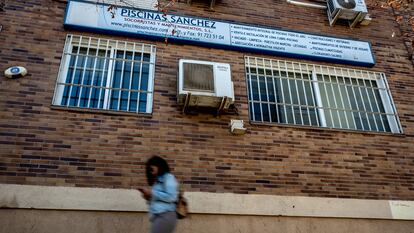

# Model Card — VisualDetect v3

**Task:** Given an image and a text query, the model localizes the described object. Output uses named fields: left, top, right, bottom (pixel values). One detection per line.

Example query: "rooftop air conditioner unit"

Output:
left=327, top=0, right=368, bottom=28
left=177, top=59, right=234, bottom=111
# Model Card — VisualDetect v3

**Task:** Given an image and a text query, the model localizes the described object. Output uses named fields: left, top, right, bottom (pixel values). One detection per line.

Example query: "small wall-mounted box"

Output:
left=229, top=119, right=246, bottom=135
left=4, top=66, right=27, bottom=79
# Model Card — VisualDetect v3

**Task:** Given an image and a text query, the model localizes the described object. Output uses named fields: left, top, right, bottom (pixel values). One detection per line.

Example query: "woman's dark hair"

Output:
left=145, top=156, right=170, bottom=186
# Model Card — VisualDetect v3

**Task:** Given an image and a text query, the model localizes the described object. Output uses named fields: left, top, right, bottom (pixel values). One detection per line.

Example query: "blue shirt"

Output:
left=149, top=173, right=178, bottom=218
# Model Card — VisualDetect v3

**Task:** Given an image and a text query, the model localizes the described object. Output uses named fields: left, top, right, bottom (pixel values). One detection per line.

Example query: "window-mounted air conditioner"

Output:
left=327, top=0, right=368, bottom=28
left=177, top=59, right=234, bottom=110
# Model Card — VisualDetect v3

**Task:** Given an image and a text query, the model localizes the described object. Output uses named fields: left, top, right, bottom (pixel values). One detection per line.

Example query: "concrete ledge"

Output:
left=0, top=184, right=147, bottom=212
left=2, top=209, right=414, bottom=233
left=1, top=184, right=414, bottom=220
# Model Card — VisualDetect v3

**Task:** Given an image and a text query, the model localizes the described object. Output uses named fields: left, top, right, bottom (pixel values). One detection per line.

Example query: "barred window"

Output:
left=53, top=35, right=156, bottom=114
left=245, top=56, right=402, bottom=133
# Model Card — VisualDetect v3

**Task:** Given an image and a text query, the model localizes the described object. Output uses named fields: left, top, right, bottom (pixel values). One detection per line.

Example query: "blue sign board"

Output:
left=64, top=0, right=375, bottom=67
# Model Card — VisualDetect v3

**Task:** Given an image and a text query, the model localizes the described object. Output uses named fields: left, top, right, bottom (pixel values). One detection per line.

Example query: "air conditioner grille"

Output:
left=183, top=63, right=214, bottom=92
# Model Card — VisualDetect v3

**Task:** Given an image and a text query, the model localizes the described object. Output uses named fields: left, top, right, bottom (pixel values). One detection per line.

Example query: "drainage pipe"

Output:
left=286, top=0, right=327, bottom=9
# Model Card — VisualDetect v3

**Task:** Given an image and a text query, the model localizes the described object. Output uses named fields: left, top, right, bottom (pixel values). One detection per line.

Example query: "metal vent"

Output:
left=183, top=63, right=214, bottom=92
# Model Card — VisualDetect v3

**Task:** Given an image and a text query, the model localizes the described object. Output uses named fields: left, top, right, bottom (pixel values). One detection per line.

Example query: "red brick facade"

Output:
left=0, top=0, right=413, bottom=200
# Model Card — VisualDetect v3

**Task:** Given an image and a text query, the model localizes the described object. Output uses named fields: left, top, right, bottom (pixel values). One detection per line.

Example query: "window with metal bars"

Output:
left=245, top=56, right=402, bottom=133
left=53, top=35, right=156, bottom=114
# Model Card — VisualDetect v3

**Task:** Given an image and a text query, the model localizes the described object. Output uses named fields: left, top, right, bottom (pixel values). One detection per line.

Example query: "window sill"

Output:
left=249, top=121, right=404, bottom=137
left=50, top=105, right=153, bottom=118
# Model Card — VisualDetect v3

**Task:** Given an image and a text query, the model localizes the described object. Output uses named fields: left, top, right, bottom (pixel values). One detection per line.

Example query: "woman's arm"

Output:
left=138, top=188, right=152, bottom=200
left=151, top=174, right=178, bottom=203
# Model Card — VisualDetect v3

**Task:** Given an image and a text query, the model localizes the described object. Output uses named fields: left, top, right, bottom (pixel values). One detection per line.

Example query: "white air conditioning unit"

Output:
left=177, top=59, right=234, bottom=110
left=327, top=0, right=368, bottom=28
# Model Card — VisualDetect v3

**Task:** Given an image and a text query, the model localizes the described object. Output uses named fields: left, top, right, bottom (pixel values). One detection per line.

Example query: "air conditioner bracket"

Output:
left=182, top=92, right=192, bottom=114
left=187, top=0, right=216, bottom=9
left=216, top=96, right=228, bottom=117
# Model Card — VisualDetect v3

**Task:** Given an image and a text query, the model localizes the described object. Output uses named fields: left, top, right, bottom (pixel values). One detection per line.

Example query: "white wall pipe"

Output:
left=286, top=0, right=327, bottom=9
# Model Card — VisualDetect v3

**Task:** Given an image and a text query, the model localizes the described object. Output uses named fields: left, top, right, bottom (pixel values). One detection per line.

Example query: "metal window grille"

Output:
left=245, top=56, right=402, bottom=133
left=52, top=35, right=156, bottom=114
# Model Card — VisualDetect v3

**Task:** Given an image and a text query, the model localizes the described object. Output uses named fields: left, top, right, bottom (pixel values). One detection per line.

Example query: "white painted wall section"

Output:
left=0, top=184, right=413, bottom=220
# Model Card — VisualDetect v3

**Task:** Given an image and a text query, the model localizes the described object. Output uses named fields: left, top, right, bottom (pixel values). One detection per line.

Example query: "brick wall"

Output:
left=0, top=0, right=413, bottom=200
left=392, top=1, right=414, bottom=65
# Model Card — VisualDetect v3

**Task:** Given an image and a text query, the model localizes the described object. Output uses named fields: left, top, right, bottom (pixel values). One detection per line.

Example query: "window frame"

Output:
left=245, top=56, right=403, bottom=134
left=52, top=34, right=156, bottom=114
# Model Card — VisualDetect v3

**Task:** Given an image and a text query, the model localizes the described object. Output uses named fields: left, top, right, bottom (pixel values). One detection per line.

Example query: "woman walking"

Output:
left=139, top=156, right=178, bottom=233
